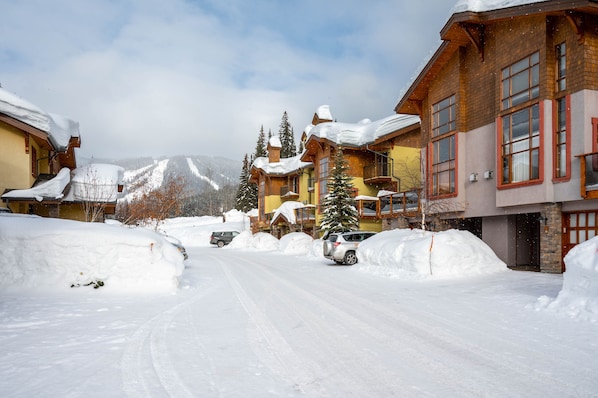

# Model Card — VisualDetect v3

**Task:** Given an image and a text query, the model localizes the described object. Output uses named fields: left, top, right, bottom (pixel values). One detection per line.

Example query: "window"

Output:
left=431, top=95, right=456, bottom=196
left=432, top=96, right=456, bottom=137
left=556, top=42, right=566, bottom=92
left=501, top=105, right=540, bottom=183
left=31, top=147, right=38, bottom=177
left=319, top=157, right=329, bottom=204
left=554, top=96, right=569, bottom=179
left=501, top=52, right=539, bottom=109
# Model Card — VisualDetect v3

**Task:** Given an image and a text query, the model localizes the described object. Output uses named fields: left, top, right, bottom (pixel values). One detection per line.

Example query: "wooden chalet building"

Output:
left=250, top=105, right=422, bottom=237
left=0, top=87, right=122, bottom=221
left=395, top=0, right=598, bottom=272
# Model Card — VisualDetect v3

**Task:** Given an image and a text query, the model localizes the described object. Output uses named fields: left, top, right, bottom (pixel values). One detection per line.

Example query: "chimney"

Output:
left=268, top=135, right=282, bottom=163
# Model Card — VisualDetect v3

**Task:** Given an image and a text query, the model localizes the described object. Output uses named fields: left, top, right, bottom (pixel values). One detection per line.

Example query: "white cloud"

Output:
left=0, top=0, right=456, bottom=161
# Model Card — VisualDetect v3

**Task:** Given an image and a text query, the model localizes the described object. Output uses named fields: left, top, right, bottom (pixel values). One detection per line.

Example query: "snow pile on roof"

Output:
left=271, top=201, right=307, bottom=224
left=0, top=87, right=79, bottom=150
left=307, top=114, right=420, bottom=147
left=269, top=135, right=282, bottom=148
left=67, top=164, right=124, bottom=202
left=356, top=229, right=508, bottom=279
left=0, top=214, right=185, bottom=292
left=316, top=105, right=333, bottom=121
left=534, top=236, right=598, bottom=322
left=451, top=0, right=548, bottom=13
left=252, top=154, right=312, bottom=175
left=2, top=168, right=71, bottom=201
left=2, top=164, right=123, bottom=203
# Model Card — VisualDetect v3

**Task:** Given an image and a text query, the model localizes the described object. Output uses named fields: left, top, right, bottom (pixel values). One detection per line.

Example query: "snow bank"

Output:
left=535, top=236, right=598, bottom=323
left=0, top=214, right=185, bottom=292
left=227, top=231, right=280, bottom=251
left=356, top=229, right=508, bottom=279
left=279, top=232, right=313, bottom=255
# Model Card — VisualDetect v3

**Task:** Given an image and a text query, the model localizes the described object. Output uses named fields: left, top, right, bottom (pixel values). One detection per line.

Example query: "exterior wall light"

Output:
left=469, top=173, right=478, bottom=182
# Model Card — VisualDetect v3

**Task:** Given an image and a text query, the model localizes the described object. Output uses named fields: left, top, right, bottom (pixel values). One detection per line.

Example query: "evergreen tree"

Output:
left=235, top=154, right=257, bottom=212
left=279, top=111, right=296, bottom=158
left=319, top=148, right=359, bottom=234
left=254, top=125, right=267, bottom=159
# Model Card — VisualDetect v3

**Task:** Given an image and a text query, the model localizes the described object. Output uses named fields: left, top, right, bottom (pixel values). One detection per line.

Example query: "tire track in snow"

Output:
left=247, top=256, right=584, bottom=397
left=220, top=263, right=330, bottom=397
left=120, top=286, right=215, bottom=398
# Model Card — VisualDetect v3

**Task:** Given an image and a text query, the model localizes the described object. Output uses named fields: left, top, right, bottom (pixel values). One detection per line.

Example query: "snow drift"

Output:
left=535, top=236, right=598, bottom=322
left=0, top=214, right=185, bottom=292
left=356, top=229, right=508, bottom=279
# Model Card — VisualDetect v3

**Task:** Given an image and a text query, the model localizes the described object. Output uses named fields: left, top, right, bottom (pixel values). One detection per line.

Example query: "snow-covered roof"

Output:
left=0, top=87, right=80, bottom=151
left=2, top=164, right=123, bottom=203
left=316, top=105, right=333, bottom=121
left=397, top=0, right=555, bottom=110
left=252, top=154, right=312, bottom=175
left=2, top=168, right=71, bottom=201
left=451, top=0, right=548, bottom=13
left=307, top=114, right=420, bottom=147
left=66, top=164, right=124, bottom=202
left=271, top=201, right=307, bottom=225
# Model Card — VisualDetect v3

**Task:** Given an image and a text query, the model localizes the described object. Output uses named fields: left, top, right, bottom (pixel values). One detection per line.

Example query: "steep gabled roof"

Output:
left=395, top=0, right=598, bottom=114
left=0, top=87, right=80, bottom=152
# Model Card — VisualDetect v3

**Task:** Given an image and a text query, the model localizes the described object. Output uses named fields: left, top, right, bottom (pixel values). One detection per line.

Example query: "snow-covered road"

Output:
left=1, top=246, right=597, bottom=397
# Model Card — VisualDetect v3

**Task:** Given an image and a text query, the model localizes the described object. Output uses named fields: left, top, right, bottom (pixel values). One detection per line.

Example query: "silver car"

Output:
left=322, top=231, right=377, bottom=265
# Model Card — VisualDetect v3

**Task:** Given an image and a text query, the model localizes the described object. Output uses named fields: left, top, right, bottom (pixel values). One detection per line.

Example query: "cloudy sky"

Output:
left=1, top=0, right=458, bottom=162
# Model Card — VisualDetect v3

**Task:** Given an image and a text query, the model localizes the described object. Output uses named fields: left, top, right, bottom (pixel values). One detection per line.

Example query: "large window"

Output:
left=556, top=42, right=566, bottom=92
left=501, top=52, right=539, bottom=109
left=500, top=52, right=542, bottom=185
left=318, top=157, right=329, bottom=204
left=501, top=105, right=540, bottom=183
left=554, top=97, right=569, bottom=179
left=431, top=95, right=456, bottom=196
left=31, top=147, right=38, bottom=178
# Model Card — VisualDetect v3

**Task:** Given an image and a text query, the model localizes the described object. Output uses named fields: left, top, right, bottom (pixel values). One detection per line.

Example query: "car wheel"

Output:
left=343, top=251, right=358, bottom=265
left=217, top=241, right=225, bottom=248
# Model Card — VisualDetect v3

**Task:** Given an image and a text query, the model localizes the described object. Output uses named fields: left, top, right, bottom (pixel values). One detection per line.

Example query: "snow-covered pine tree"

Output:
left=319, top=148, right=359, bottom=234
left=279, top=111, right=296, bottom=158
left=255, top=125, right=267, bottom=159
left=235, top=154, right=256, bottom=212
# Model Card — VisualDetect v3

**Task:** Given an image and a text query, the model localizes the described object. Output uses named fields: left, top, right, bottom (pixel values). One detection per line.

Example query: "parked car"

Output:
left=0, top=207, right=12, bottom=213
left=210, top=231, right=240, bottom=247
left=162, top=234, right=188, bottom=260
left=323, top=231, right=377, bottom=265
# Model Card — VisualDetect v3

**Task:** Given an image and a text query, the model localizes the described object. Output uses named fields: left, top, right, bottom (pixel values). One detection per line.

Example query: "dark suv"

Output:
left=210, top=231, right=240, bottom=247
left=323, top=231, right=377, bottom=265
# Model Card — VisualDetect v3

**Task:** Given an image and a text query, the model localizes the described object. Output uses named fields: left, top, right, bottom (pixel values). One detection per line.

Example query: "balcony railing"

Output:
left=576, top=151, right=598, bottom=199
left=363, top=161, right=401, bottom=187
left=280, top=185, right=299, bottom=199
left=356, top=189, right=421, bottom=218
left=295, top=205, right=316, bottom=224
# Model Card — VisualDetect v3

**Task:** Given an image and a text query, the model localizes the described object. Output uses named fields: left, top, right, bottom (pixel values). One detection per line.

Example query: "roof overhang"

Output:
left=395, top=0, right=598, bottom=115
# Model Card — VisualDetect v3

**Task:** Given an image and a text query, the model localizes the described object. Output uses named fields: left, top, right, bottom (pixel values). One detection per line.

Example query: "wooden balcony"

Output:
left=280, top=185, right=299, bottom=200
left=356, top=189, right=421, bottom=219
left=295, top=205, right=316, bottom=224
left=576, top=151, right=598, bottom=199
left=363, top=163, right=394, bottom=185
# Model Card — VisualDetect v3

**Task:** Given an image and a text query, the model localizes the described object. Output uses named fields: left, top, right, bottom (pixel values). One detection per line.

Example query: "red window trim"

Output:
left=427, top=136, right=459, bottom=200
left=496, top=101, right=545, bottom=190
left=592, top=117, right=598, bottom=171
left=552, top=95, right=571, bottom=183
